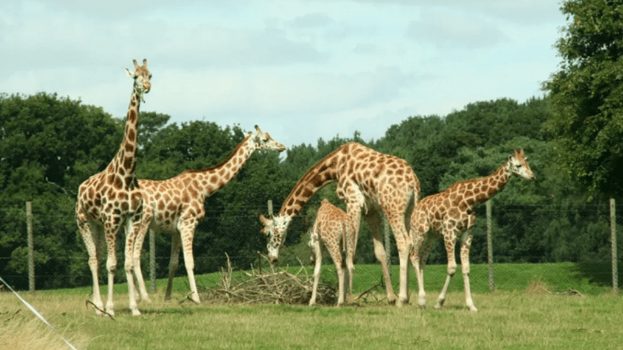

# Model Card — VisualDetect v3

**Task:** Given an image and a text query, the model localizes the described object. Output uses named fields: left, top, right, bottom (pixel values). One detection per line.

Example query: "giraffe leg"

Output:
left=104, top=225, right=120, bottom=317
left=386, top=211, right=411, bottom=307
left=132, top=214, right=152, bottom=303
left=363, top=210, right=396, bottom=305
left=309, top=232, right=322, bottom=306
left=325, top=238, right=345, bottom=306
left=417, top=237, right=437, bottom=308
left=435, top=227, right=457, bottom=310
left=124, top=215, right=141, bottom=316
left=179, top=224, right=201, bottom=304
left=165, top=232, right=182, bottom=302
left=460, top=228, right=478, bottom=312
left=78, top=218, right=105, bottom=316
left=409, top=227, right=428, bottom=309
left=345, top=251, right=355, bottom=304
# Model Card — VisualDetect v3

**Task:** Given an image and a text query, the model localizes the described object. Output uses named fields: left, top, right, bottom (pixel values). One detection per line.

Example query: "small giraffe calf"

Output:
left=410, top=148, right=535, bottom=311
left=308, top=199, right=357, bottom=306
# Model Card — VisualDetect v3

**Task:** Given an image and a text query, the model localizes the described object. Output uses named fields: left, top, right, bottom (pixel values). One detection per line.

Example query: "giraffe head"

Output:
left=248, top=125, right=286, bottom=152
left=125, top=59, right=152, bottom=100
left=259, top=214, right=289, bottom=263
left=508, top=148, right=535, bottom=180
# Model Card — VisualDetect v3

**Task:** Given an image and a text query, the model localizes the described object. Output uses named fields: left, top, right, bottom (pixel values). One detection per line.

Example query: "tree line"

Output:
left=2, top=0, right=622, bottom=289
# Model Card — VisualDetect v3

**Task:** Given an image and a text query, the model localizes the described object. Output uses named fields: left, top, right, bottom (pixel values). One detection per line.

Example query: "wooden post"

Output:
left=384, top=218, right=391, bottom=278
left=149, top=229, right=156, bottom=294
left=611, top=198, right=618, bottom=294
left=267, top=199, right=273, bottom=216
left=486, top=201, right=495, bottom=293
left=26, top=201, right=34, bottom=293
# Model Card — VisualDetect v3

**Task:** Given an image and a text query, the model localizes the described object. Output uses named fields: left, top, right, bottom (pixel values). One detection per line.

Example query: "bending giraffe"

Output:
left=260, top=142, right=420, bottom=306
left=308, top=199, right=357, bottom=306
left=75, top=59, right=152, bottom=316
left=410, top=148, right=535, bottom=312
left=132, top=125, right=286, bottom=303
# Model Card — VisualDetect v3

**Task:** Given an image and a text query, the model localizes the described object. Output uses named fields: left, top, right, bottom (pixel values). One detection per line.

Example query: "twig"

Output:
left=84, top=300, right=115, bottom=321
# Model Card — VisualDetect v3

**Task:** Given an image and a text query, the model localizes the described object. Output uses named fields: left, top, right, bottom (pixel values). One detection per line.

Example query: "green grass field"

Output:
left=1, top=262, right=621, bottom=350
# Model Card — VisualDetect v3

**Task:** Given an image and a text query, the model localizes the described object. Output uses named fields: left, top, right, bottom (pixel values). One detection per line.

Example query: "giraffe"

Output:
left=308, top=199, right=357, bottom=306
left=260, top=142, right=420, bottom=306
left=75, top=59, right=152, bottom=316
left=131, top=125, right=286, bottom=303
left=409, top=148, right=535, bottom=311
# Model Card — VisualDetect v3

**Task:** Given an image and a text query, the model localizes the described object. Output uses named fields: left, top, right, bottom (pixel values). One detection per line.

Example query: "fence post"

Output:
left=149, top=229, right=156, bottom=294
left=486, top=200, right=495, bottom=293
left=611, top=198, right=618, bottom=294
left=267, top=199, right=273, bottom=216
left=26, top=201, right=35, bottom=293
left=384, top=218, right=391, bottom=278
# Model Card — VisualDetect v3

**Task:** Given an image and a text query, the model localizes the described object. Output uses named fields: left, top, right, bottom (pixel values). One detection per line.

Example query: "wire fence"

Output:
left=1, top=199, right=622, bottom=297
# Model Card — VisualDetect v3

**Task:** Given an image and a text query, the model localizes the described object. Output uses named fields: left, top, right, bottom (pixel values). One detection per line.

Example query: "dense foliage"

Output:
left=544, top=0, right=623, bottom=197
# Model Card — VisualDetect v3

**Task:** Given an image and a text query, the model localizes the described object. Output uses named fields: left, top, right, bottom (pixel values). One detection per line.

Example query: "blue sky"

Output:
left=1, top=0, right=568, bottom=150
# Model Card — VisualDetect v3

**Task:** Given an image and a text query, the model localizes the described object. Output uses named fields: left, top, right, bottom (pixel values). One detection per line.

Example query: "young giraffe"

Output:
left=132, top=125, right=286, bottom=303
left=409, top=148, right=535, bottom=311
left=308, top=199, right=357, bottom=306
left=76, top=59, right=152, bottom=316
left=260, top=142, right=420, bottom=306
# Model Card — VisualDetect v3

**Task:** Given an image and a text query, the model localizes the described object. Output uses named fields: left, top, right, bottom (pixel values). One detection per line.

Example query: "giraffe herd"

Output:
left=76, top=59, right=535, bottom=316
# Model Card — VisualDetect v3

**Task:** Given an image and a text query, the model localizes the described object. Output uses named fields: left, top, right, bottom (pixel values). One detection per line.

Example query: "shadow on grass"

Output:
left=568, top=261, right=622, bottom=287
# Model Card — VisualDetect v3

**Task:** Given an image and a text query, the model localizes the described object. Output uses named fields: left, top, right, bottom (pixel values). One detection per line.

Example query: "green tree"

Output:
left=0, top=93, right=124, bottom=289
left=544, top=0, right=623, bottom=197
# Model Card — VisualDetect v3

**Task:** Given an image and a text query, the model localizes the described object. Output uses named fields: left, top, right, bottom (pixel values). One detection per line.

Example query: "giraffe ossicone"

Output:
left=409, top=148, right=535, bottom=312
left=131, top=125, right=286, bottom=304
left=76, top=59, right=152, bottom=316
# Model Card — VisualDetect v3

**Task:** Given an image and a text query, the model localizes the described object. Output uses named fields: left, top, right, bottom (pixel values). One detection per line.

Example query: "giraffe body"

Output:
left=410, top=149, right=535, bottom=311
left=132, top=126, right=286, bottom=303
left=308, top=199, right=357, bottom=306
left=260, top=142, right=420, bottom=306
left=76, top=59, right=151, bottom=316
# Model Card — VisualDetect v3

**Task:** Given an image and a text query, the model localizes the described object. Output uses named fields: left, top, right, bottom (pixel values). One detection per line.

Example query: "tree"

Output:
left=544, top=0, right=623, bottom=197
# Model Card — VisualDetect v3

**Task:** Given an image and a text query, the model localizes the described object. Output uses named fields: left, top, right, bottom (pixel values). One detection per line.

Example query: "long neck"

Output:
left=182, top=135, right=255, bottom=198
left=277, top=149, right=341, bottom=219
left=106, top=83, right=142, bottom=189
left=472, top=161, right=511, bottom=206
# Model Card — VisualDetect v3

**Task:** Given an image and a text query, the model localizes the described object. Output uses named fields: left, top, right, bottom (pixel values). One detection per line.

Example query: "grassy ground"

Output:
left=1, top=262, right=621, bottom=350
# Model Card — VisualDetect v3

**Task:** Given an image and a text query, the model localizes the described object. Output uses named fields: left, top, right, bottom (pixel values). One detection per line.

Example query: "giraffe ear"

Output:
left=125, top=68, right=134, bottom=78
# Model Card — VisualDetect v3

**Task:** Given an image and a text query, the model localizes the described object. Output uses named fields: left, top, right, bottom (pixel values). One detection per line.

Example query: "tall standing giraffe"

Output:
left=131, top=125, right=286, bottom=303
left=308, top=199, right=357, bottom=306
left=76, top=59, right=152, bottom=316
left=410, top=148, right=535, bottom=311
left=260, top=142, right=420, bottom=306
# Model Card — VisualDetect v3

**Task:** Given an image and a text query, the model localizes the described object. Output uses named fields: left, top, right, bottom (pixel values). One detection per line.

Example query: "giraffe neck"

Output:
left=182, top=134, right=255, bottom=198
left=106, top=82, right=142, bottom=189
left=471, top=161, right=512, bottom=206
left=277, top=149, right=341, bottom=219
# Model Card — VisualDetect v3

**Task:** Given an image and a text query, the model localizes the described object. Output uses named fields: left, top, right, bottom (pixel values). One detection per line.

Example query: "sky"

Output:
left=0, top=0, right=568, bottom=151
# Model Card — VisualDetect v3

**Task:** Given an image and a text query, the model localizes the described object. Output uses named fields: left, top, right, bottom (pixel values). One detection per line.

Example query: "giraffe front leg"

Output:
left=309, top=233, right=322, bottom=306
left=436, top=230, right=457, bottom=310
left=78, top=220, right=105, bottom=316
left=410, top=230, right=427, bottom=309
left=104, top=228, right=118, bottom=317
left=179, top=223, right=201, bottom=304
left=460, top=228, right=477, bottom=312
left=124, top=216, right=141, bottom=316
left=132, top=218, right=152, bottom=303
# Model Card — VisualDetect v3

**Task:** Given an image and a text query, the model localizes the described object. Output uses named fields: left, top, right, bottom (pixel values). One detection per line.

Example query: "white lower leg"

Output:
left=309, top=258, right=322, bottom=306
left=435, top=274, right=453, bottom=309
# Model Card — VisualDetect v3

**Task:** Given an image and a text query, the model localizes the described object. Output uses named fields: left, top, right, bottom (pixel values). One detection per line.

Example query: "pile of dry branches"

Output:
left=200, top=255, right=337, bottom=305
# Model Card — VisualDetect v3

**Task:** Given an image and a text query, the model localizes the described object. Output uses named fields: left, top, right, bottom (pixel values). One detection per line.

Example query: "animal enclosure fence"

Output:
left=1, top=199, right=622, bottom=296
